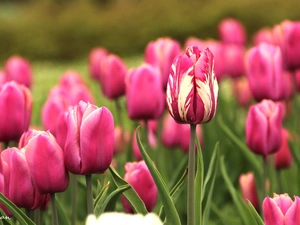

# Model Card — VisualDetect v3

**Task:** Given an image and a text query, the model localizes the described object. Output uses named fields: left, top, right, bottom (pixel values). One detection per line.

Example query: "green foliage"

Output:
left=0, top=0, right=299, bottom=61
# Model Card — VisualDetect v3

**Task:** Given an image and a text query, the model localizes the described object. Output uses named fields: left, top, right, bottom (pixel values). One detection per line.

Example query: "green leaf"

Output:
left=195, top=135, right=204, bottom=225
left=0, top=193, right=35, bottom=225
left=98, top=185, right=131, bottom=214
left=136, top=126, right=181, bottom=225
left=93, top=181, right=110, bottom=211
left=247, top=201, right=264, bottom=225
left=56, top=198, right=70, bottom=225
left=218, top=117, right=262, bottom=176
left=202, top=143, right=220, bottom=225
left=109, top=166, right=148, bottom=215
left=220, top=157, right=256, bottom=225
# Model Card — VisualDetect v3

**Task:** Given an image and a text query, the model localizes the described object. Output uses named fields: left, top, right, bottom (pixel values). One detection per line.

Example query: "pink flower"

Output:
left=64, top=101, right=114, bottom=175
left=223, top=44, right=245, bottom=78
left=274, top=129, right=293, bottom=169
left=166, top=46, right=218, bottom=125
left=252, top=27, right=275, bottom=46
left=126, top=64, right=165, bottom=120
left=239, top=172, right=259, bottom=211
left=88, top=47, right=109, bottom=80
left=145, top=37, right=181, bottom=89
left=263, top=193, right=300, bottom=225
left=0, top=81, right=32, bottom=142
left=231, top=76, right=253, bottom=107
left=121, top=161, right=157, bottom=213
left=218, top=18, right=247, bottom=46
left=4, top=56, right=32, bottom=88
left=245, top=43, right=285, bottom=101
left=23, top=131, right=69, bottom=194
left=246, top=100, right=283, bottom=156
left=98, top=54, right=127, bottom=99
left=0, top=71, right=6, bottom=85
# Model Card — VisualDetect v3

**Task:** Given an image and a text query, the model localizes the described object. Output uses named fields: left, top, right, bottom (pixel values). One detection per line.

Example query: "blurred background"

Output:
left=0, top=0, right=299, bottom=62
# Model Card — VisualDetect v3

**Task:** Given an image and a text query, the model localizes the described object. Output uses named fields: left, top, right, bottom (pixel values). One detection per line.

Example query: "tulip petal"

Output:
left=285, top=196, right=300, bottom=225
left=263, top=197, right=285, bottom=225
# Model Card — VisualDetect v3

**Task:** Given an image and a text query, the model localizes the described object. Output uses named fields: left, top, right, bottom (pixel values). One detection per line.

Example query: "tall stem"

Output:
left=262, top=156, right=268, bottom=198
left=50, top=193, right=58, bottom=225
left=71, top=174, right=78, bottom=225
left=85, top=174, right=94, bottom=215
left=34, top=209, right=40, bottom=225
left=187, top=124, right=196, bottom=225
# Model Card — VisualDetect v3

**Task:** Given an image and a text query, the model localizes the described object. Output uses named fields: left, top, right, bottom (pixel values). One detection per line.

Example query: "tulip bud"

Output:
left=64, top=101, right=114, bottom=175
left=145, top=37, right=181, bottom=89
left=239, top=172, right=259, bottom=211
left=223, top=44, right=245, bottom=78
left=55, top=111, right=69, bottom=150
left=121, top=161, right=157, bottom=213
left=88, top=47, right=109, bottom=80
left=166, top=46, right=218, bottom=125
left=0, top=71, right=6, bottom=85
left=0, top=81, right=32, bottom=142
left=252, top=27, right=275, bottom=46
left=126, top=64, right=165, bottom=120
left=99, top=54, right=127, bottom=99
left=24, top=131, right=69, bottom=194
left=274, top=129, right=293, bottom=169
left=1, top=147, right=49, bottom=209
left=263, top=193, right=300, bottom=225
left=245, top=43, right=285, bottom=102
left=4, top=56, right=32, bottom=88
left=218, top=18, right=247, bottom=46
left=246, top=100, right=283, bottom=156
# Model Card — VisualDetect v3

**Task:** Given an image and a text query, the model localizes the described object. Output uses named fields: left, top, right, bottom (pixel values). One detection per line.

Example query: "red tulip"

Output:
left=218, top=18, right=247, bottom=46
left=239, top=172, right=259, bottom=211
left=274, top=129, right=293, bottom=169
left=88, top=47, right=109, bottom=80
left=121, top=161, right=157, bottom=213
left=0, top=81, right=32, bottom=142
left=263, top=193, right=300, bottom=225
left=126, top=64, right=164, bottom=120
left=64, top=101, right=114, bottom=175
left=166, top=46, right=218, bottom=125
left=4, top=56, right=32, bottom=88
left=24, top=131, right=69, bottom=194
left=246, top=100, right=283, bottom=156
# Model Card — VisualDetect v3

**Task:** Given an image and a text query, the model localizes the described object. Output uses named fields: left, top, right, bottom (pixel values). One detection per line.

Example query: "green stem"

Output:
left=277, top=170, right=282, bottom=194
left=85, top=174, right=94, bottom=215
left=187, top=124, right=196, bottom=225
left=263, top=156, right=268, bottom=198
left=51, top=193, right=58, bottom=225
left=3, top=141, right=9, bottom=149
left=71, top=174, right=78, bottom=225
left=34, top=208, right=40, bottom=225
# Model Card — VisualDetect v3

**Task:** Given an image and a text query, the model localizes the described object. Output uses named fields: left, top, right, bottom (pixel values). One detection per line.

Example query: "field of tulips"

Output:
left=1, top=17, right=300, bottom=225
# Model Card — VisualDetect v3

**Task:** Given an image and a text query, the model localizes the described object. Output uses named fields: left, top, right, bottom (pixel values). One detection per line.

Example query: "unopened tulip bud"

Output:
left=88, top=47, right=108, bottom=80
left=239, top=172, right=259, bottom=211
left=166, top=46, right=218, bottom=125
left=218, top=18, right=247, bottom=46
left=274, top=129, right=293, bottom=169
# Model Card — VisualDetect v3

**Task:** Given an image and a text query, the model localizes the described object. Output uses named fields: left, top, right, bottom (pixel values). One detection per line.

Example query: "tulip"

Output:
left=239, top=172, right=259, bottom=211
left=246, top=99, right=283, bottom=156
left=252, top=27, right=275, bottom=46
left=0, top=71, right=6, bottom=85
left=218, top=18, right=247, bottom=46
left=99, top=54, right=127, bottom=99
left=231, top=76, right=253, bottom=107
left=4, top=56, right=32, bottom=88
left=274, top=129, right=293, bottom=169
left=145, top=37, right=181, bottom=89
left=0, top=171, right=11, bottom=217
left=121, top=161, right=157, bottom=213
left=64, top=101, right=114, bottom=175
left=166, top=46, right=218, bottom=125
left=126, top=64, right=164, bottom=120
left=0, top=81, right=32, bottom=143
left=88, top=47, right=108, bottom=80
left=1, top=147, right=49, bottom=209
left=273, top=20, right=300, bottom=70
left=55, top=111, right=69, bottom=150
left=86, top=213, right=163, bottom=225
left=223, top=44, right=245, bottom=78
left=24, top=131, right=69, bottom=194
left=262, top=193, right=300, bottom=225
left=245, top=42, right=285, bottom=102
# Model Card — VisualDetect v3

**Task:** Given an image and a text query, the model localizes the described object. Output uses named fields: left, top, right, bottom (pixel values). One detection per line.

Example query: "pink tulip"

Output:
left=0, top=81, right=32, bottom=142
left=218, top=18, right=247, bottom=46
left=246, top=100, right=283, bottom=156
left=55, top=111, right=69, bottom=150
left=239, top=172, right=259, bottom=211
left=263, top=193, right=300, bottom=225
left=4, top=56, right=32, bottom=88
left=24, top=131, right=69, bottom=194
left=231, top=76, right=253, bottom=107
left=126, top=64, right=164, bottom=120
left=252, top=27, right=275, bottom=46
left=282, top=70, right=295, bottom=100
left=273, top=20, right=300, bottom=70
left=166, top=46, right=218, bottom=125
left=274, top=129, right=293, bottom=169
left=0, top=71, right=6, bottom=85
left=245, top=43, right=285, bottom=102
left=0, top=171, right=11, bottom=216
left=64, top=101, right=114, bottom=175
left=121, top=161, right=157, bottom=213
left=98, top=54, right=127, bottom=99
left=88, top=47, right=109, bottom=80
left=145, top=37, right=181, bottom=89
left=1, top=147, right=49, bottom=209
left=223, top=44, right=245, bottom=78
